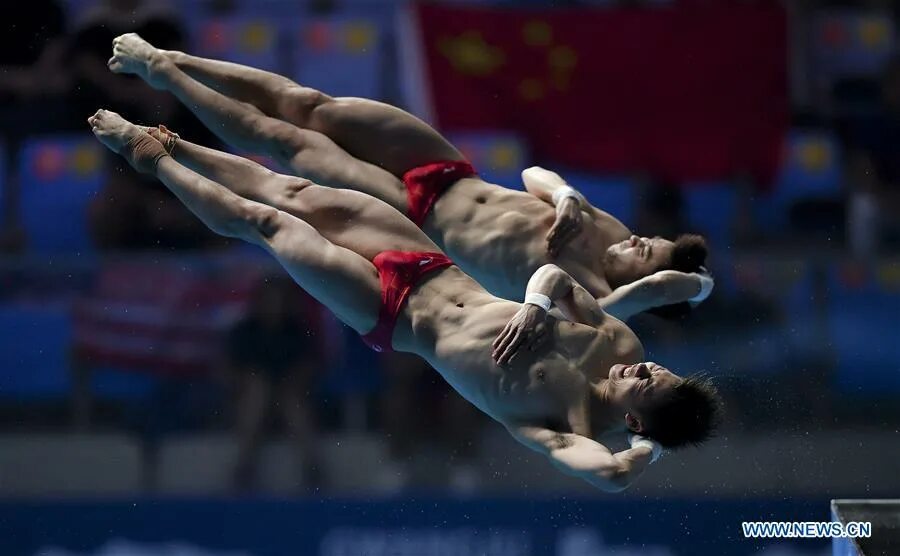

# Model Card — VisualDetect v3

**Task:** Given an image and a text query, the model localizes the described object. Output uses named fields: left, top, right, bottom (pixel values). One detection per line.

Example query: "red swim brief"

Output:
left=403, top=160, right=477, bottom=227
left=361, top=250, right=455, bottom=353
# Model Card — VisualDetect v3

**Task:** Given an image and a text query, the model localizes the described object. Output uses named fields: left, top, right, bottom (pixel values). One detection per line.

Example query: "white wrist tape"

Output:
left=523, top=293, right=552, bottom=312
left=629, top=434, right=663, bottom=463
left=551, top=186, right=580, bottom=207
left=689, top=271, right=714, bottom=303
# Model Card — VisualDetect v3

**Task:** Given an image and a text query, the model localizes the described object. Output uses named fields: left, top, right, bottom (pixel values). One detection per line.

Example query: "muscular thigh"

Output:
left=309, top=97, right=465, bottom=179
left=285, top=128, right=408, bottom=212
left=264, top=212, right=381, bottom=334
left=294, top=185, right=442, bottom=261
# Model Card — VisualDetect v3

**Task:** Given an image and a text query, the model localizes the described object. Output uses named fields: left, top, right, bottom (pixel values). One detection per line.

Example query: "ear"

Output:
left=624, top=412, right=643, bottom=433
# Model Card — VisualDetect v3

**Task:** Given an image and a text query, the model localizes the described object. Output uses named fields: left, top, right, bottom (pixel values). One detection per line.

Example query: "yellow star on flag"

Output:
left=439, top=32, right=505, bottom=76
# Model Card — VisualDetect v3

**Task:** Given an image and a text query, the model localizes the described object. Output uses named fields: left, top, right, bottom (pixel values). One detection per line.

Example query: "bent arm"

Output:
left=599, top=270, right=710, bottom=321
left=509, top=425, right=653, bottom=492
left=522, top=166, right=586, bottom=205
left=526, top=264, right=606, bottom=327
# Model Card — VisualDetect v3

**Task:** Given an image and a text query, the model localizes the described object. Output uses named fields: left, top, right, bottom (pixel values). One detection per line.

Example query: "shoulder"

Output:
left=608, top=320, right=644, bottom=361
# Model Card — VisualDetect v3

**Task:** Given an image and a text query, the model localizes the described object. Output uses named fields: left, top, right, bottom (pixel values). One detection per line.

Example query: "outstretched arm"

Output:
left=599, top=270, right=715, bottom=321
left=492, top=264, right=605, bottom=365
left=508, top=425, right=658, bottom=492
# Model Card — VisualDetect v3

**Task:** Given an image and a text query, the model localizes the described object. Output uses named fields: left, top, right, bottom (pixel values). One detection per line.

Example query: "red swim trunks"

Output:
left=403, top=160, right=477, bottom=227
left=361, top=250, right=455, bottom=353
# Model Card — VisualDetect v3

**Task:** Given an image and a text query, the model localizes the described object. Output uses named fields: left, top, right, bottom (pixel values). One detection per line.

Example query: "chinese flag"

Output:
left=412, top=2, right=788, bottom=184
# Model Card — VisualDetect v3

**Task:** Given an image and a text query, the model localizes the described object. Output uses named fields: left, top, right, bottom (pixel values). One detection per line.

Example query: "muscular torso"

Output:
left=391, top=267, right=644, bottom=434
left=424, top=178, right=632, bottom=301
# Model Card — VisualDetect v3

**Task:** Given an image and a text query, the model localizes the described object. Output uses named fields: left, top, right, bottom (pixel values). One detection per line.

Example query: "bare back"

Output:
left=426, top=178, right=631, bottom=301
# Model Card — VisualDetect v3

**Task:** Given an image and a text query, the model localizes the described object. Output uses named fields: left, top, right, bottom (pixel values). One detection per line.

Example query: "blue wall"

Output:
left=0, top=497, right=830, bottom=556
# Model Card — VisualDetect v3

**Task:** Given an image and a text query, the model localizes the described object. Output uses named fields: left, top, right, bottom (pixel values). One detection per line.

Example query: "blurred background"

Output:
left=1, top=0, right=899, bottom=555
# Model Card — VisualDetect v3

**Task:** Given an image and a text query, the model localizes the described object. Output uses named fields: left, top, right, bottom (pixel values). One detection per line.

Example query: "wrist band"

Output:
left=689, top=272, right=714, bottom=303
left=551, top=186, right=580, bottom=207
left=629, top=434, right=663, bottom=463
left=523, top=293, right=552, bottom=312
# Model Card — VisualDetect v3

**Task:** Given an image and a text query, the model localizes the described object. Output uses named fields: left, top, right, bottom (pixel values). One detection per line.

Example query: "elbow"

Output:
left=597, top=468, right=632, bottom=492
left=521, top=166, right=549, bottom=193
left=536, top=263, right=564, bottom=274
left=535, top=263, right=567, bottom=283
left=218, top=202, right=280, bottom=240
left=521, top=166, right=545, bottom=180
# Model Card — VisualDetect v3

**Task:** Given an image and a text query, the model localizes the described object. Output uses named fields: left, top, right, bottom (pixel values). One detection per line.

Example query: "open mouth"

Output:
left=623, top=364, right=638, bottom=378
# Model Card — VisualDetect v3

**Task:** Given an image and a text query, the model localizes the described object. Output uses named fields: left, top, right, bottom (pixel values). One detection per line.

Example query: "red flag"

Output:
left=412, top=2, right=788, bottom=184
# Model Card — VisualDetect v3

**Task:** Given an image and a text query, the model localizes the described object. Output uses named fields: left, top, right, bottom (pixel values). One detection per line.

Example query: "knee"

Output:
left=246, top=204, right=282, bottom=239
left=252, top=119, right=309, bottom=163
left=280, top=177, right=314, bottom=201
left=223, top=202, right=281, bottom=241
left=280, top=86, right=331, bottom=125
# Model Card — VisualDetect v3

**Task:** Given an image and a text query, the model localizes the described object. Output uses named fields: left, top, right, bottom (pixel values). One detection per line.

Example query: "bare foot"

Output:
left=88, top=109, right=168, bottom=173
left=108, top=33, right=169, bottom=89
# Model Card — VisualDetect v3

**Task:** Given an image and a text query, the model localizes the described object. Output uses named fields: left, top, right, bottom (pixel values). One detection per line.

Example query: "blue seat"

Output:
left=757, top=129, right=843, bottom=231
left=447, top=131, right=528, bottom=188
left=775, top=130, right=842, bottom=202
left=292, top=16, right=384, bottom=99
left=814, top=10, right=895, bottom=80
left=683, top=182, right=737, bottom=247
left=0, top=306, right=71, bottom=399
left=189, top=16, right=284, bottom=73
left=826, top=263, right=900, bottom=393
left=19, top=135, right=105, bottom=253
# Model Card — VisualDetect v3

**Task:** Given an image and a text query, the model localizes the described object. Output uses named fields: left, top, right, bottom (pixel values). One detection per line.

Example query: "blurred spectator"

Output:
left=845, top=55, right=900, bottom=255
left=0, top=1, right=71, bottom=251
left=0, top=0, right=69, bottom=103
left=226, top=277, right=322, bottom=492
left=380, top=353, right=484, bottom=493
left=68, top=0, right=183, bottom=124
left=70, top=2, right=226, bottom=251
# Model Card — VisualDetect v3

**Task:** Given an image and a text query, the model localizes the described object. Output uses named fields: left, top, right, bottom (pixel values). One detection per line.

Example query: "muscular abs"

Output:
left=398, top=270, right=644, bottom=431
left=425, top=178, right=623, bottom=301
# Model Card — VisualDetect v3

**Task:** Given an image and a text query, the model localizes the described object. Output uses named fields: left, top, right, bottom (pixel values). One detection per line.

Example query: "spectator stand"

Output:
left=448, top=131, right=528, bottom=189
left=18, top=135, right=105, bottom=254
left=755, top=129, right=843, bottom=236
left=826, top=260, right=900, bottom=395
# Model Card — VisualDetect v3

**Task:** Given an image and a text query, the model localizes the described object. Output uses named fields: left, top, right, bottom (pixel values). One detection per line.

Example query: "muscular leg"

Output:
left=110, top=34, right=407, bottom=211
left=143, top=128, right=436, bottom=253
left=112, top=33, right=464, bottom=179
left=152, top=126, right=407, bottom=213
left=89, top=111, right=443, bottom=332
left=164, top=49, right=299, bottom=121
left=89, top=109, right=382, bottom=333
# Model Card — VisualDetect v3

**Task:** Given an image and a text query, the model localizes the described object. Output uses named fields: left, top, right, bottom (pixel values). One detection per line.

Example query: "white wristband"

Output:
left=629, top=434, right=663, bottom=463
left=523, top=293, right=552, bottom=312
left=551, top=186, right=580, bottom=207
left=689, top=271, right=714, bottom=303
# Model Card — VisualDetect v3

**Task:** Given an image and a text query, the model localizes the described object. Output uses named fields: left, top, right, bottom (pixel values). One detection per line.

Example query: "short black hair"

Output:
left=640, top=373, right=722, bottom=449
left=646, top=234, right=709, bottom=320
